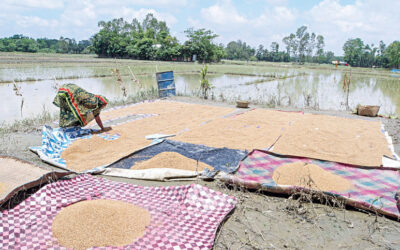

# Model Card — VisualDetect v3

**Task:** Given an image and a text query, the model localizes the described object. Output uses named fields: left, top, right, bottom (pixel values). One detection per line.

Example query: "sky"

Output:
left=1, top=0, right=399, bottom=55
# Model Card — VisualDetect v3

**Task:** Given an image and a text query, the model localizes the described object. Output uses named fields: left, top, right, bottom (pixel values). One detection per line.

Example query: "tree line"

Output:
left=225, top=26, right=335, bottom=64
left=225, top=26, right=400, bottom=68
left=0, top=34, right=92, bottom=54
left=1, top=13, right=399, bottom=68
left=343, top=38, right=400, bottom=68
left=92, top=14, right=224, bottom=62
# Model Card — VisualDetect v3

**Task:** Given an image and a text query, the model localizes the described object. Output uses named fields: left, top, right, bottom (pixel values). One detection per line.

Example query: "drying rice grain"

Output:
left=174, top=109, right=301, bottom=150
left=63, top=101, right=234, bottom=171
left=52, top=199, right=151, bottom=250
left=273, top=113, right=392, bottom=166
left=131, top=152, right=212, bottom=172
left=0, top=157, right=49, bottom=201
left=272, top=162, right=353, bottom=192
left=0, top=182, right=5, bottom=195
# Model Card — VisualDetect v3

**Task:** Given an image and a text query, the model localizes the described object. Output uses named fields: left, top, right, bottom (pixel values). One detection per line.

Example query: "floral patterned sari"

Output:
left=53, top=84, right=108, bottom=128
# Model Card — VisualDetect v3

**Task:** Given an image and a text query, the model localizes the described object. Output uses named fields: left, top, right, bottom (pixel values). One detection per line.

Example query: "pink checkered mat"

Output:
left=0, top=174, right=236, bottom=249
left=223, top=150, right=400, bottom=219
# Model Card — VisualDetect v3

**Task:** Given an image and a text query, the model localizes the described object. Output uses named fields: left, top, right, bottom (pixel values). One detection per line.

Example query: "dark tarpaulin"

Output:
left=109, top=140, right=248, bottom=177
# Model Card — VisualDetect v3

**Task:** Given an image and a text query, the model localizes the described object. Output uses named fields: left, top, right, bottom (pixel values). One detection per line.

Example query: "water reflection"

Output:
left=175, top=71, right=399, bottom=116
left=0, top=70, right=399, bottom=123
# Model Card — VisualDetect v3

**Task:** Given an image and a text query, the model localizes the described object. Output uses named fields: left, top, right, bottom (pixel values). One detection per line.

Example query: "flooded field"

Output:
left=0, top=53, right=399, bottom=123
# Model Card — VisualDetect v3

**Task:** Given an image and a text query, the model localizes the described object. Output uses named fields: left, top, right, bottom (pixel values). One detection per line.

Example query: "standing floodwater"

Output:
left=0, top=56, right=399, bottom=123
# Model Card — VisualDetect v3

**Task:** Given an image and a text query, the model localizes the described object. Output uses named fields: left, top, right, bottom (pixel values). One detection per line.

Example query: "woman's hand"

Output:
left=101, top=126, right=112, bottom=132
left=91, top=126, right=112, bottom=134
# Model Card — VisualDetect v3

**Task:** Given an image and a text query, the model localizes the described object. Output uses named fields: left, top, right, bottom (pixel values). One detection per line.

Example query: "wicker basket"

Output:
left=236, top=100, right=249, bottom=108
left=357, top=105, right=380, bottom=117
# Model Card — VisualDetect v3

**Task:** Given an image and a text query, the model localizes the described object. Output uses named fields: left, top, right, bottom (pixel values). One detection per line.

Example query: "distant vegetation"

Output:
left=1, top=13, right=399, bottom=68
left=343, top=38, right=400, bottom=68
left=91, top=14, right=223, bottom=62
left=0, top=34, right=92, bottom=54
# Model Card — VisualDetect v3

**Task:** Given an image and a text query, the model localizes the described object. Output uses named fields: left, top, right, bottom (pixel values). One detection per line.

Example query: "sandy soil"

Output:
left=1, top=96, right=399, bottom=249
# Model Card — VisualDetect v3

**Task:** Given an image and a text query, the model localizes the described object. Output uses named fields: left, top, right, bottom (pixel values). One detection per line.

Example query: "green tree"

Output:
left=376, top=40, right=388, bottom=67
left=316, top=35, right=325, bottom=63
left=362, top=44, right=377, bottom=67
left=15, top=37, right=38, bottom=52
left=37, top=38, right=58, bottom=53
left=92, top=14, right=179, bottom=60
left=255, top=45, right=266, bottom=61
left=183, top=28, right=222, bottom=62
left=154, top=31, right=181, bottom=60
left=132, top=38, right=155, bottom=59
left=270, top=42, right=279, bottom=61
left=296, top=26, right=310, bottom=62
left=0, top=35, right=89, bottom=54
left=282, top=33, right=296, bottom=60
left=282, top=26, right=325, bottom=63
left=324, top=51, right=335, bottom=63
left=343, top=38, right=383, bottom=67
left=92, top=18, right=131, bottom=57
left=386, top=41, right=400, bottom=68
left=56, top=37, right=70, bottom=53
left=142, top=13, right=169, bottom=42
left=306, top=32, right=316, bottom=61
left=343, top=38, right=364, bottom=66
left=77, top=40, right=91, bottom=53
left=225, top=40, right=255, bottom=60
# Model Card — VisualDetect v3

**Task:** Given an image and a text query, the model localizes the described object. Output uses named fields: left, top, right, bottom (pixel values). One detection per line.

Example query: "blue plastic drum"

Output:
left=156, top=71, right=176, bottom=97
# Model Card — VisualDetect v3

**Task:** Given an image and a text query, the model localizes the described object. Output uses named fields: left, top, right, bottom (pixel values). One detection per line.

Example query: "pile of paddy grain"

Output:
left=52, top=199, right=151, bottom=249
left=130, top=151, right=213, bottom=172
left=272, top=162, right=353, bottom=192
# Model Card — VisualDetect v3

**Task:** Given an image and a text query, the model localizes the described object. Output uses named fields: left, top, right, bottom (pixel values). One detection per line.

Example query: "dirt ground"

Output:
left=1, top=96, right=400, bottom=249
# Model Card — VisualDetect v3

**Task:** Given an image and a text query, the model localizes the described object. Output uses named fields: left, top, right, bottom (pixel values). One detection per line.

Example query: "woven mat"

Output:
left=0, top=156, right=70, bottom=206
left=222, top=150, right=400, bottom=219
left=0, top=174, right=236, bottom=249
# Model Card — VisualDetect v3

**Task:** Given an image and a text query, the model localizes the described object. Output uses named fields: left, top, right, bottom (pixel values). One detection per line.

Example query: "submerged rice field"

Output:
left=0, top=52, right=399, bottom=123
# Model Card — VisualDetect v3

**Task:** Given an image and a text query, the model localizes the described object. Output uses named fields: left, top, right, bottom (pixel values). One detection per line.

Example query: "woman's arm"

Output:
left=95, top=115, right=111, bottom=132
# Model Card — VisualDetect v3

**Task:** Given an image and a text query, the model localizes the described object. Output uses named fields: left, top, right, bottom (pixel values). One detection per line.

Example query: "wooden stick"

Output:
left=128, top=66, right=138, bottom=82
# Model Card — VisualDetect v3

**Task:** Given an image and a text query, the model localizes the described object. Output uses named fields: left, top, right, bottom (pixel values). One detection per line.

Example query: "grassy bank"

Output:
left=0, top=107, right=56, bottom=134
